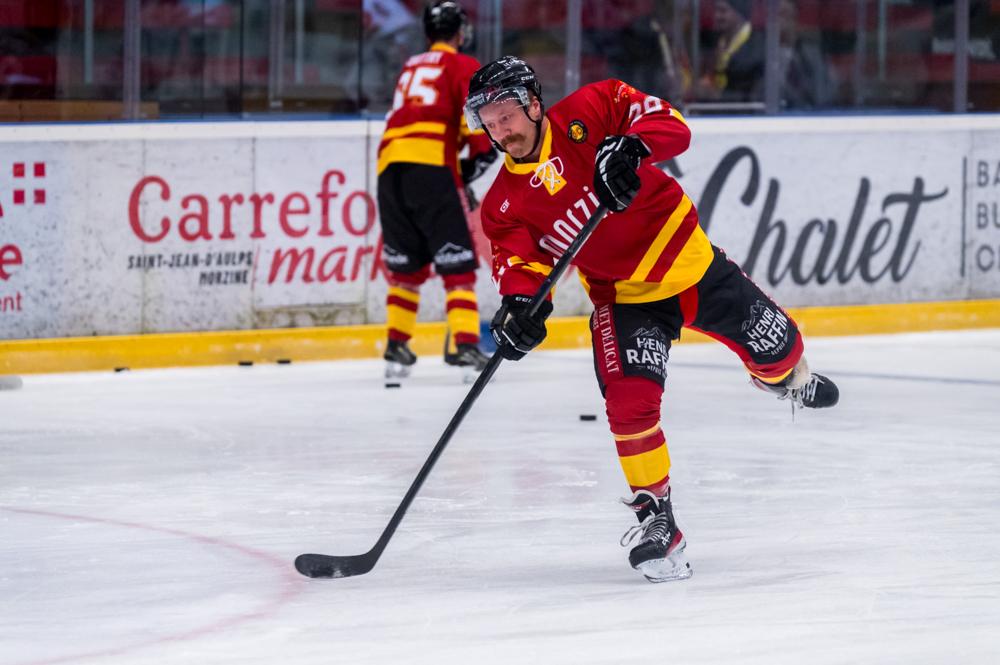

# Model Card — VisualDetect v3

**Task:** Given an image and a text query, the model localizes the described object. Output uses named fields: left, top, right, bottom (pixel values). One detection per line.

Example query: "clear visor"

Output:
left=464, top=86, right=531, bottom=131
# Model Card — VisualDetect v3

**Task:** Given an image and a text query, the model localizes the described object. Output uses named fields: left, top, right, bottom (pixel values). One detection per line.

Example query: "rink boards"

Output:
left=3, top=298, right=1000, bottom=374
left=1, top=114, right=999, bottom=371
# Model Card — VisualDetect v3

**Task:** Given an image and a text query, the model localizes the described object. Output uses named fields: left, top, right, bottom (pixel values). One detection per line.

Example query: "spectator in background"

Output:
left=696, top=0, right=764, bottom=104
left=361, top=0, right=425, bottom=109
left=584, top=0, right=695, bottom=105
left=140, top=0, right=201, bottom=106
left=778, top=0, right=835, bottom=109
left=0, top=34, right=45, bottom=98
left=649, top=0, right=694, bottom=103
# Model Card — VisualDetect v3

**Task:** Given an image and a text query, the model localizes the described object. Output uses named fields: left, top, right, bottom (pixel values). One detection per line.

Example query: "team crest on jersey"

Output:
left=529, top=157, right=567, bottom=196
left=567, top=120, right=588, bottom=143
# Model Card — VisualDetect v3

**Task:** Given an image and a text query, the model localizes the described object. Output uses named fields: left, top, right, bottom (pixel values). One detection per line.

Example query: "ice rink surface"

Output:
left=3, top=329, right=1000, bottom=665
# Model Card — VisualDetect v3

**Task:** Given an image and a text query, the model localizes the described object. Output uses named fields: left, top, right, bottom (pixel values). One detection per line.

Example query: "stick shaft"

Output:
left=345, top=205, right=608, bottom=570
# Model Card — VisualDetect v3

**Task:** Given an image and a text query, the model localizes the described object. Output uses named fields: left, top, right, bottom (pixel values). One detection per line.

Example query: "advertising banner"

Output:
left=678, top=117, right=996, bottom=308
left=1, top=116, right=998, bottom=340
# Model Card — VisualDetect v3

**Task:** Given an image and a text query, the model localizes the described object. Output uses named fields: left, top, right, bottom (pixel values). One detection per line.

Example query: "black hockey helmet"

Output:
left=464, top=56, right=543, bottom=131
left=423, top=1, right=472, bottom=47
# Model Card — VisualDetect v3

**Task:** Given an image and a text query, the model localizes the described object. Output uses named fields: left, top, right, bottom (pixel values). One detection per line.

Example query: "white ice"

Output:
left=2, top=329, right=1000, bottom=665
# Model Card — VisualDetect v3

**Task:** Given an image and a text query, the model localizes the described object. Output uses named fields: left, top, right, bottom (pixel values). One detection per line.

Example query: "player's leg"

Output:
left=591, top=300, right=692, bottom=583
left=408, top=165, right=488, bottom=372
left=377, top=165, right=433, bottom=377
left=683, top=245, right=839, bottom=408
left=441, top=272, right=489, bottom=373
left=384, top=267, right=431, bottom=376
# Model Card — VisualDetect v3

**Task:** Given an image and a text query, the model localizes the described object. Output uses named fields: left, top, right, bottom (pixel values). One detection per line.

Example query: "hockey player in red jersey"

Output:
left=377, top=1, right=498, bottom=378
left=464, top=56, right=839, bottom=583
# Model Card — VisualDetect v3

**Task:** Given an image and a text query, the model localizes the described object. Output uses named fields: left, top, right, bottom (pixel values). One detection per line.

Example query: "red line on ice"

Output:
left=3, top=506, right=307, bottom=665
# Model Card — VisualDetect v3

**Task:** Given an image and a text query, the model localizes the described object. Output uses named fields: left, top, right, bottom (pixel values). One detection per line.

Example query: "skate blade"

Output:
left=384, top=362, right=412, bottom=379
left=460, top=366, right=478, bottom=384
left=458, top=364, right=496, bottom=384
left=634, top=542, right=693, bottom=583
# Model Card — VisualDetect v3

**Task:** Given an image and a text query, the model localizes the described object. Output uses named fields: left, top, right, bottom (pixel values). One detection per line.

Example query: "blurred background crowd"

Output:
left=0, top=0, right=998, bottom=122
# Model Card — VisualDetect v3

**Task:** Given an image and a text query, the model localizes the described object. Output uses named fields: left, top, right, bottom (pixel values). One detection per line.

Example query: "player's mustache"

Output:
left=501, top=134, right=527, bottom=149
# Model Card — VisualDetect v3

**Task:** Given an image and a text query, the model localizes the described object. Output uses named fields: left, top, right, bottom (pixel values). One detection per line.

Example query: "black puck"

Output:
left=238, top=361, right=253, bottom=367
left=277, top=359, right=292, bottom=365
left=579, top=414, right=597, bottom=421
left=385, top=382, right=402, bottom=388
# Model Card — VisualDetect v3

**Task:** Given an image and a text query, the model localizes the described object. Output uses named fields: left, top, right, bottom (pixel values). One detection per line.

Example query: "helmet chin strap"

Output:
left=522, top=110, right=544, bottom=161
left=482, top=126, right=503, bottom=153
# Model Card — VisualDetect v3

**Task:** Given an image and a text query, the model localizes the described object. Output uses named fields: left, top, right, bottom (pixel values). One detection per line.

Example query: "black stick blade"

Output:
left=294, top=552, right=376, bottom=579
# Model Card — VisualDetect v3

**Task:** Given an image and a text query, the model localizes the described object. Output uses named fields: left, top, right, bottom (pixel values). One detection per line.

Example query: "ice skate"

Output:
left=444, top=344, right=490, bottom=383
left=752, top=358, right=839, bottom=409
left=445, top=343, right=490, bottom=370
left=620, top=489, right=692, bottom=583
left=442, top=324, right=491, bottom=382
left=384, top=339, right=417, bottom=379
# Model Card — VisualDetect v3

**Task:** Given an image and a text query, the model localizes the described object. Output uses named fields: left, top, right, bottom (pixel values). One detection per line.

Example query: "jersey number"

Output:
left=628, top=96, right=664, bottom=125
left=391, top=66, right=444, bottom=111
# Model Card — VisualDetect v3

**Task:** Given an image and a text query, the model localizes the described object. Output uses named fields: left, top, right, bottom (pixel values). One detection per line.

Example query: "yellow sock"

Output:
left=387, top=285, right=420, bottom=342
left=445, top=288, right=479, bottom=350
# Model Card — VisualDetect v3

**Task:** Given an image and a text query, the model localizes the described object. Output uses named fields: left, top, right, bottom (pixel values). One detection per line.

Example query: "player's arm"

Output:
left=599, top=79, right=691, bottom=161
left=589, top=80, right=690, bottom=212
left=459, top=119, right=498, bottom=184
left=480, top=200, right=554, bottom=360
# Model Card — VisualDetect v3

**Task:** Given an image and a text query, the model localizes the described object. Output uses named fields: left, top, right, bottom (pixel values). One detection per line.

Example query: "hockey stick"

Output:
left=294, top=204, right=609, bottom=579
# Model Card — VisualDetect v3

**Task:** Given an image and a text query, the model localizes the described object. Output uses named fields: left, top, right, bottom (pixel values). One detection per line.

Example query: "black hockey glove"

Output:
left=593, top=134, right=651, bottom=212
left=490, top=294, right=554, bottom=361
left=460, top=148, right=499, bottom=185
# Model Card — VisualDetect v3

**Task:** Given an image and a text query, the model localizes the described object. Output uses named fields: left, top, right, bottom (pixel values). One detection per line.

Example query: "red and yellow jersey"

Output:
left=377, top=43, right=493, bottom=186
left=480, top=79, right=714, bottom=305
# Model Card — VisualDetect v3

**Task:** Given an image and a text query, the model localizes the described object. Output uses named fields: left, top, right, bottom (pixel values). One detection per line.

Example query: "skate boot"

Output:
left=384, top=339, right=417, bottom=379
left=751, top=357, right=839, bottom=409
left=444, top=343, right=491, bottom=383
left=620, top=488, right=692, bottom=583
left=444, top=343, right=490, bottom=370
